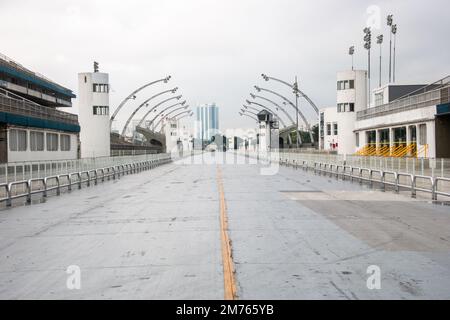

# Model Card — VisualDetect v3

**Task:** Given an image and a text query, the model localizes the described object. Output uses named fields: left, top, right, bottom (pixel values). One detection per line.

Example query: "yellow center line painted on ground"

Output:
left=216, top=165, right=238, bottom=300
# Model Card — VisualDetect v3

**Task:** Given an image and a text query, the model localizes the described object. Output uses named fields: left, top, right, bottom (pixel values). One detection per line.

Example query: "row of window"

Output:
left=337, top=103, right=355, bottom=112
left=337, top=80, right=355, bottom=90
left=9, top=129, right=71, bottom=152
left=93, top=106, right=109, bottom=115
left=326, top=123, right=338, bottom=136
left=355, top=124, right=427, bottom=147
left=93, top=83, right=109, bottom=93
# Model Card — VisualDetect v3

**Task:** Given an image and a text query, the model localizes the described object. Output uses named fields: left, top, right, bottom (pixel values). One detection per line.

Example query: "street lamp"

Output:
left=136, top=95, right=183, bottom=128
left=377, top=35, right=384, bottom=87
left=110, top=76, right=171, bottom=125
left=387, top=15, right=393, bottom=82
left=349, top=46, right=355, bottom=70
left=392, top=24, right=398, bottom=83
left=364, top=27, right=372, bottom=106
left=121, top=87, right=178, bottom=137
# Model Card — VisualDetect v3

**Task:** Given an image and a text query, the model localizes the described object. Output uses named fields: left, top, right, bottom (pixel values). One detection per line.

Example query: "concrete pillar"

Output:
left=389, top=127, right=394, bottom=156
left=375, top=130, right=380, bottom=150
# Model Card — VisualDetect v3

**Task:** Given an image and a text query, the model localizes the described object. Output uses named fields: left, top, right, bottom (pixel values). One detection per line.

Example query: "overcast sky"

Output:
left=1, top=0, right=449, bottom=131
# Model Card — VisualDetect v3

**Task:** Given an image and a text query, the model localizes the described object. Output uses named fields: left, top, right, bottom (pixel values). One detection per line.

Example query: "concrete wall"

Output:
left=336, top=70, right=367, bottom=155
left=78, top=72, right=111, bottom=158
left=7, top=127, right=77, bottom=162
left=319, top=107, right=338, bottom=151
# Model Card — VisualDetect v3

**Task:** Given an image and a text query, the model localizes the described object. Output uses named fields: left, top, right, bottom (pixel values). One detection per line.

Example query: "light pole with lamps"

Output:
left=377, top=35, right=384, bottom=87
left=364, top=27, right=372, bottom=106
left=387, top=15, right=393, bottom=83
left=392, top=24, right=398, bottom=83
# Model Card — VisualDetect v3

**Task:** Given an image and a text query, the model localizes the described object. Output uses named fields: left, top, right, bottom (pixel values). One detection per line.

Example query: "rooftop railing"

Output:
left=0, top=87, right=78, bottom=125
left=357, top=75, right=450, bottom=120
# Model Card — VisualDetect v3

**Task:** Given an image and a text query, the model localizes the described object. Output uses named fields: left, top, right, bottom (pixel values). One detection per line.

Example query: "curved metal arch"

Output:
left=241, top=108, right=258, bottom=117
left=261, top=74, right=319, bottom=114
left=110, top=76, right=171, bottom=124
left=148, top=100, right=189, bottom=128
left=250, top=94, right=295, bottom=125
left=153, top=105, right=190, bottom=129
left=175, top=112, right=193, bottom=121
left=239, top=112, right=258, bottom=122
left=171, top=110, right=192, bottom=120
left=254, top=86, right=310, bottom=130
left=243, top=104, right=286, bottom=128
left=121, top=88, right=177, bottom=136
left=136, top=95, right=182, bottom=128
left=245, top=101, right=288, bottom=128
left=157, top=110, right=192, bottom=131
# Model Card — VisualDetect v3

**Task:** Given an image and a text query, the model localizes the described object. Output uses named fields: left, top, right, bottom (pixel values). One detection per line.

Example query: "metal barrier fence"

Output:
left=0, top=153, right=173, bottom=184
left=239, top=150, right=450, bottom=200
left=0, top=153, right=172, bottom=207
left=270, top=150, right=450, bottom=178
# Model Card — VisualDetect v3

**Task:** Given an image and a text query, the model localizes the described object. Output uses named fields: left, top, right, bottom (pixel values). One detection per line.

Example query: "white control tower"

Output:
left=78, top=62, right=111, bottom=158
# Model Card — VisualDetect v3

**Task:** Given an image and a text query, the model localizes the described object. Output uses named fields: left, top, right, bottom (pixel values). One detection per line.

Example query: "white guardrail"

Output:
left=0, top=153, right=173, bottom=207
left=240, top=150, right=450, bottom=201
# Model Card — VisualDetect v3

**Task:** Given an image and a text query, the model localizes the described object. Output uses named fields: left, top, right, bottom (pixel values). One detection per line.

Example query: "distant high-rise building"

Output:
left=195, top=103, right=219, bottom=141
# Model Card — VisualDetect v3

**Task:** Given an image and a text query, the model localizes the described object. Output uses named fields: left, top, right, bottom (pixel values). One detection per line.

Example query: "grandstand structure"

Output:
left=0, top=53, right=79, bottom=163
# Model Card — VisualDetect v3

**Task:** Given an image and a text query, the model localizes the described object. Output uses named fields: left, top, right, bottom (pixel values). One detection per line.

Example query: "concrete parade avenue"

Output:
left=1, top=152, right=450, bottom=299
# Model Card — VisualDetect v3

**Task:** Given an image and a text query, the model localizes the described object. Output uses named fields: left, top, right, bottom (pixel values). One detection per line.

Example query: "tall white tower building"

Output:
left=78, top=67, right=111, bottom=158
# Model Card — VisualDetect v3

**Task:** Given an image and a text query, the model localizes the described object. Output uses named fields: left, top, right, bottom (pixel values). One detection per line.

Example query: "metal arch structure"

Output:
left=254, top=86, right=310, bottom=129
left=146, top=101, right=187, bottom=129
left=245, top=100, right=289, bottom=127
left=172, top=110, right=193, bottom=120
left=254, top=86, right=314, bottom=143
left=153, top=105, right=190, bottom=130
left=243, top=104, right=287, bottom=128
left=121, top=88, right=178, bottom=137
left=136, top=95, right=182, bottom=128
left=110, top=76, right=171, bottom=125
left=175, top=112, right=194, bottom=121
left=250, top=93, right=295, bottom=125
left=239, top=112, right=258, bottom=122
left=157, top=110, right=193, bottom=131
left=240, top=108, right=258, bottom=117
left=261, top=74, right=319, bottom=114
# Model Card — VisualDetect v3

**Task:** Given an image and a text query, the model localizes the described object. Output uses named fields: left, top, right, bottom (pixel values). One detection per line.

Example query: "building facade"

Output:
left=0, top=53, right=79, bottom=163
left=195, top=103, right=219, bottom=141
left=78, top=71, right=111, bottom=158
left=318, top=69, right=450, bottom=158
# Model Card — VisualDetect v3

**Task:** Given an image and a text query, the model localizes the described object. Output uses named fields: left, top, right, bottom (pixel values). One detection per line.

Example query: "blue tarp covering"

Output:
left=0, top=112, right=80, bottom=132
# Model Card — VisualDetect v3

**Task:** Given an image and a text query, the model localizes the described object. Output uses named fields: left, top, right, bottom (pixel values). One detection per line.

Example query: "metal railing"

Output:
left=0, top=153, right=174, bottom=184
left=0, top=153, right=172, bottom=207
left=0, top=87, right=78, bottom=125
left=357, top=82, right=450, bottom=120
left=238, top=150, right=450, bottom=200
